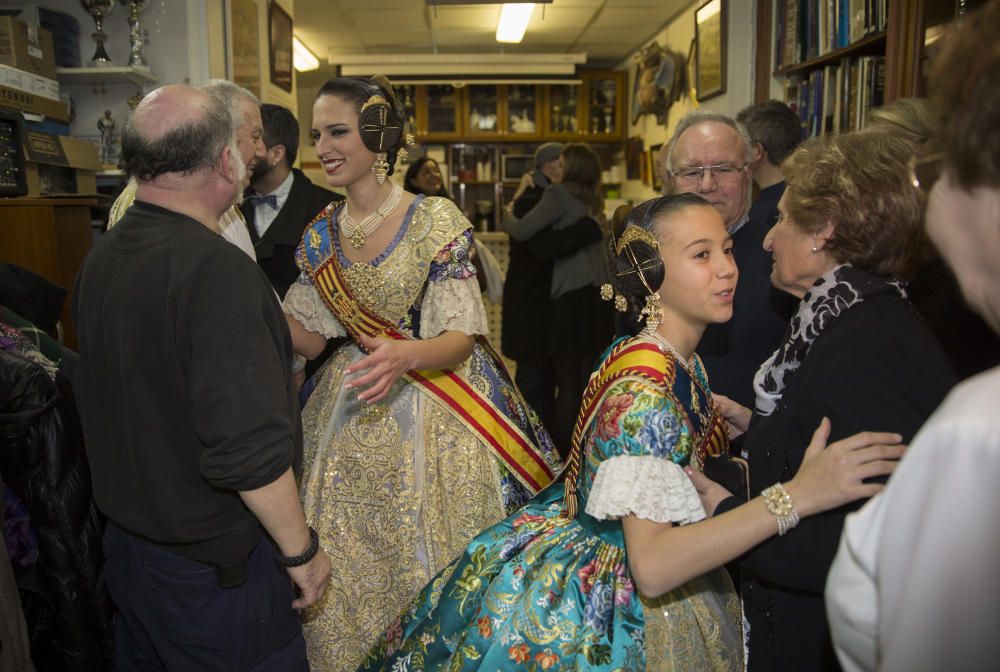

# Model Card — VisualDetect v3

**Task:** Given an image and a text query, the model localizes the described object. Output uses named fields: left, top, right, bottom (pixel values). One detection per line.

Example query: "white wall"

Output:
left=616, top=0, right=757, bottom=204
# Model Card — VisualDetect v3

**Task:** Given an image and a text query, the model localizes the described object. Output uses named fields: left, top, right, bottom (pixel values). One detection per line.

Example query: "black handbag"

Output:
left=703, top=454, right=750, bottom=501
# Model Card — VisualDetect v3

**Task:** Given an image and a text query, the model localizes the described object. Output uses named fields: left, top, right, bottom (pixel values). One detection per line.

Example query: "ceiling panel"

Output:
left=299, top=0, right=693, bottom=70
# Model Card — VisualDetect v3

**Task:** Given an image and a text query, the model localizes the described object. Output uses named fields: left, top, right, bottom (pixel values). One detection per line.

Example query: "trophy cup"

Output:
left=120, top=0, right=150, bottom=67
left=80, top=0, right=117, bottom=65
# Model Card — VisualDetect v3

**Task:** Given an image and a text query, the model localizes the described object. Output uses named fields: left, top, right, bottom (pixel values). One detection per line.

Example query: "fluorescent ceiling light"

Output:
left=496, top=4, right=535, bottom=44
left=335, top=52, right=585, bottom=77
left=293, top=37, right=320, bottom=72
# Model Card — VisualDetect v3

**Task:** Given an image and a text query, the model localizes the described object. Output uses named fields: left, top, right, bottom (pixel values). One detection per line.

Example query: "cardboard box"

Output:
left=22, top=129, right=100, bottom=196
left=0, top=63, right=59, bottom=101
left=0, top=17, right=57, bottom=81
left=0, top=84, right=69, bottom=122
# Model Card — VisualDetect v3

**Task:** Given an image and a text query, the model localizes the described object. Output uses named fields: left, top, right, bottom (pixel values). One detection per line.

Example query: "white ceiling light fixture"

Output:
left=293, top=37, right=320, bottom=72
left=496, top=3, right=535, bottom=44
left=334, top=52, right=586, bottom=77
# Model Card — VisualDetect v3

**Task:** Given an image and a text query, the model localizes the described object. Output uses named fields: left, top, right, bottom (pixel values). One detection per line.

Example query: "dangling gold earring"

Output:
left=372, top=152, right=389, bottom=184
left=640, top=293, right=663, bottom=331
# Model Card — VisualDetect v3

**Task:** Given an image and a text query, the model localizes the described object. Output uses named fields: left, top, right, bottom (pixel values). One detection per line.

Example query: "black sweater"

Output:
left=73, top=201, right=301, bottom=565
left=715, top=292, right=955, bottom=671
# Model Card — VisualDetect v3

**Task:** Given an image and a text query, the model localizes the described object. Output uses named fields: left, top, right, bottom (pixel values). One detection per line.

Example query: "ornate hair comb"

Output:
left=614, top=224, right=659, bottom=256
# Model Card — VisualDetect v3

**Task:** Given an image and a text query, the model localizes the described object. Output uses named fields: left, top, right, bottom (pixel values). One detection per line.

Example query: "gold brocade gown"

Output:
left=283, top=196, right=560, bottom=671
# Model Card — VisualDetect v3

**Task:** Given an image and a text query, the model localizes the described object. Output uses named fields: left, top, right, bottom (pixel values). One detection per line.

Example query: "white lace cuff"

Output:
left=586, top=455, right=706, bottom=525
left=282, top=281, right=345, bottom=339
left=419, top=276, right=489, bottom=338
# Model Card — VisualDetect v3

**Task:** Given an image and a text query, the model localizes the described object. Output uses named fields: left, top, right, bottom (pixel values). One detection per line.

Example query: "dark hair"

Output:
left=315, top=76, right=406, bottom=177
left=403, top=156, right=451, bottom=199
left=736, top=99, right=803, bottom=165
left=781, top=131, right=923, bottom=277
left=560, top=143, right=603, bottom=216
left=609, top=193, right=714, bottom=334
left=260, top=103, right=299, bottom=166
left=930, top=1, right=1000, bottom=191
left=121, top=95, right=231, bottom=181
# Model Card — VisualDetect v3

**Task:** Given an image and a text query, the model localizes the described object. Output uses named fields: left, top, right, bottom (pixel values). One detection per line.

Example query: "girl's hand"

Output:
left=686, top=468, right=733, bottom=517
left=714, top=394, right=752, bottom=439
left=343, top=334, right=416, bottom=404
left=786, top=418, right=906, bottom=517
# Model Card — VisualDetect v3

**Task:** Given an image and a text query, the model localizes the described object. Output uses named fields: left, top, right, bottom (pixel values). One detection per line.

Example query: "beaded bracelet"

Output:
left=761, top=483, right=800, bottom=536
left=275, top=527, right=321, bottom=567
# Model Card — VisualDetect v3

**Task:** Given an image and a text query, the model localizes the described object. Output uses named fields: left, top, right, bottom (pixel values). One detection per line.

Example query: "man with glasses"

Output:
left=666, top=110, right=795, bottom=409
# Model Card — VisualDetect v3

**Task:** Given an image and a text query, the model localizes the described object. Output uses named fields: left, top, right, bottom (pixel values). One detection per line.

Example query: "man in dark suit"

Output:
left=242, top=104, right=342, bottom=299
left=668, top=109, right=796, bottom=409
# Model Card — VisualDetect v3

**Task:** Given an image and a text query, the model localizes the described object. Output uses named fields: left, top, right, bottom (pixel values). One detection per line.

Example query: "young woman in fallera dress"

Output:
left=281, top=75, right=560, bottom=672
left=359, top=193, right=906, bottom=671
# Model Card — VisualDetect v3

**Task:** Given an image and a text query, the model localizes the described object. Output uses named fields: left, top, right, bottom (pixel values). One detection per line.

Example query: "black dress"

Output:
left=715, top=293, right=955, bottom=671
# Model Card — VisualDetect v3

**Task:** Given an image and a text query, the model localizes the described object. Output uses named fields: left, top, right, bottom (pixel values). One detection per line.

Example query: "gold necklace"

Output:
left=340, top=183, right=403, bottom=249
left=640, top=327, right=705, bottom=418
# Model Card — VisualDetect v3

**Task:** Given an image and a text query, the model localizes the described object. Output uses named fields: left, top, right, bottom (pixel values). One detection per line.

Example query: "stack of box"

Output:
left=0, top=16, right=67, bottom=123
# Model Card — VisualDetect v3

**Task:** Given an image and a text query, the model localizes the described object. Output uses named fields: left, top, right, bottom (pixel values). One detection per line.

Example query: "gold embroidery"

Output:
left=309, top=228, right=322, bottom=252
left=297, top=199, right=508, bottom=672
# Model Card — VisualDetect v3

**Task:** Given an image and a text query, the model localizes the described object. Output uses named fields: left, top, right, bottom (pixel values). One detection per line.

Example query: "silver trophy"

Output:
left=120, top=0, right=150, bottom=68
left=80, top=0, right=117, bottom=65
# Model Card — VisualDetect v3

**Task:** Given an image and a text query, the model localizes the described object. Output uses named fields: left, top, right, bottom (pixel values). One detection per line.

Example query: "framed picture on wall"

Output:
left=231, top=0, right=260, bottom=98
left=695, top=0, right=727, bottom=102
left=649, top=144, right=664, bottom=194
left=268, top=1, right=293, bottom=92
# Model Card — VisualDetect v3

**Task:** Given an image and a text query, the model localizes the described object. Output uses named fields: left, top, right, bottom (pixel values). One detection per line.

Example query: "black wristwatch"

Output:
left=275, top=527, right=320, bottom=567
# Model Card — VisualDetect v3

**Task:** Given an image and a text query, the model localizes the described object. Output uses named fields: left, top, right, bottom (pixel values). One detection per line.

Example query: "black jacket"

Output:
left=501, top=186, right=604, bottom=361
left=715, top=293, right=955, bottom=671
left=241, top=168, right=342, bottom=298
left=0, top=350, right=114, bottom=671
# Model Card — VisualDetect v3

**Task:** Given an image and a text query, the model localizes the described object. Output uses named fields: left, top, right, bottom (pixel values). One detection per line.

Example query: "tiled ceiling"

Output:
left=293, top=0, right=693, bottom=72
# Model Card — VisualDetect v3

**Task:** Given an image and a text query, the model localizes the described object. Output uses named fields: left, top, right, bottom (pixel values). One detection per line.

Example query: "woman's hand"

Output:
left=785, top=417, right=905, bottom=517
left=715, top=394, right=752, bottom=439
left=686, top=468, right=733, bottom=517
left=343, top=334, right=416, bottom=404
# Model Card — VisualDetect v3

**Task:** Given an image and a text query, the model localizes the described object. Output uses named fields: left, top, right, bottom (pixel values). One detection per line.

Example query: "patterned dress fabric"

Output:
left=359, top=336, right=744, bottom=671
left=283, top=196, right=561, bottom=672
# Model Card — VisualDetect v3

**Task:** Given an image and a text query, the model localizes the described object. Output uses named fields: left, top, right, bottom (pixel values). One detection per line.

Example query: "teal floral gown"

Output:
left=359, top=336, right=744, bottom=671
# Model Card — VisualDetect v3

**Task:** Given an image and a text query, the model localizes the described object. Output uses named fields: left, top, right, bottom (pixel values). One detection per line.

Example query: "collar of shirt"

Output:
left=727, top=212, right=750, bottom=236
left=252, top=170, right=295, bottom=238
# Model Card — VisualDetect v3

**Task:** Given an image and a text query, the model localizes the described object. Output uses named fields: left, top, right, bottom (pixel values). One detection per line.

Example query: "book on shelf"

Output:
left=774, top=0, right=888, bottom=70
left=783, top=54, right=885, bottom=138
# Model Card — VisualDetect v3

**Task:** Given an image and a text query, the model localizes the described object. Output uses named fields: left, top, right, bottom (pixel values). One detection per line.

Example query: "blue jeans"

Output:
left=103, top=523, right=308, bottom=671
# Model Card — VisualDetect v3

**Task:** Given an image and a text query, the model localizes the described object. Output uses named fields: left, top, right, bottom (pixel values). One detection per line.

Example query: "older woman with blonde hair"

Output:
left=702, top=130, right=956, bottom=671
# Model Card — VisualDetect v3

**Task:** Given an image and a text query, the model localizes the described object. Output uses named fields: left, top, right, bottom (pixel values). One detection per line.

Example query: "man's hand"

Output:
left=287, top=550, right=331, bottom=609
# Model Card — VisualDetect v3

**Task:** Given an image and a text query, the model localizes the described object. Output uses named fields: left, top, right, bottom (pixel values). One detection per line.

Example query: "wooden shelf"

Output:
left=56, top=66, right=158, bottom=87
left=774, top=32, right=887, bottom=77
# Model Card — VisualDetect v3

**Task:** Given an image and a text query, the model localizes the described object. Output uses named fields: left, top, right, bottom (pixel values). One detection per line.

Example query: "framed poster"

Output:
left=231, top=0, right=260, bottom=98
left=695, top=0, right=727, bottom=102
left=268, top=1, right=293, bottom=92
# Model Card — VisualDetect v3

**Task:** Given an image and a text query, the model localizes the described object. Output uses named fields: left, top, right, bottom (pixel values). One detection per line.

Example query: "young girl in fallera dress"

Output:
left=359, top=193, right=907, bottom=671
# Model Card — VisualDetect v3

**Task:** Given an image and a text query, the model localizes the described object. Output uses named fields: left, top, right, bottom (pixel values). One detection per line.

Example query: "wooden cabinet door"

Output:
left=418, top=84, right=463, bottom=141
left=503, top=84, right=544, bottom=140
left=463, top=84, right=503, bottom=139
left=583, top=70, right=626, bottom=140
left=542, top=83, right=585, bottom=139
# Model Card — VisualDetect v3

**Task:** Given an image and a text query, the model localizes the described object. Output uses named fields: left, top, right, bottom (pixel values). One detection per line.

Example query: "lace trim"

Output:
left=419, top=277, right=488, bottom=338
left=282, top=281, right=345, bottom=339
left=586, top=455, right=706, bottom=525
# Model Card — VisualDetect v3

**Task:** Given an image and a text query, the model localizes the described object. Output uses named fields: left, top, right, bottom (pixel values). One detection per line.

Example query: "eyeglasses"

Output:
left=908, top=152, right=944, bottom=197
left=670, top=163, right=749, bottom=185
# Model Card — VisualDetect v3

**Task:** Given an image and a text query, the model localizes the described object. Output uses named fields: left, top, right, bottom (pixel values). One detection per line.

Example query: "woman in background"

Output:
left=283, top=75, right=560, bottom=671
left=502, top=143, right=614, bottom=454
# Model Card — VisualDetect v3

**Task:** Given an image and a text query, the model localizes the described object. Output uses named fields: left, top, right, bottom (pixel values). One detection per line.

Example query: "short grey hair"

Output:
left=665, top=110, right=754, bottom=173
left=199, top=79, right=260, bottom=141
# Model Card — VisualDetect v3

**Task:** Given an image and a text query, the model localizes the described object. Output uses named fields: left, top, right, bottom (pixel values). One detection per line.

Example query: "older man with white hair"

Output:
left=667, top=110, right=795, bottom=409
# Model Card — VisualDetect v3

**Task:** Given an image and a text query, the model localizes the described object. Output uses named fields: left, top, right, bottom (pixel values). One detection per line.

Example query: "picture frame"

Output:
left=649, top=144, right=664, bottom=194
left=231, top=0, right=261, bottom=98
left=695, top=0, right=727, bottom=102
left=268, top=1, right=293, bottom=93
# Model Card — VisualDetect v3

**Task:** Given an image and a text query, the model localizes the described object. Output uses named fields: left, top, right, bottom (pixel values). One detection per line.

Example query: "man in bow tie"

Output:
left=241, top=104, right=342, bottom=299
